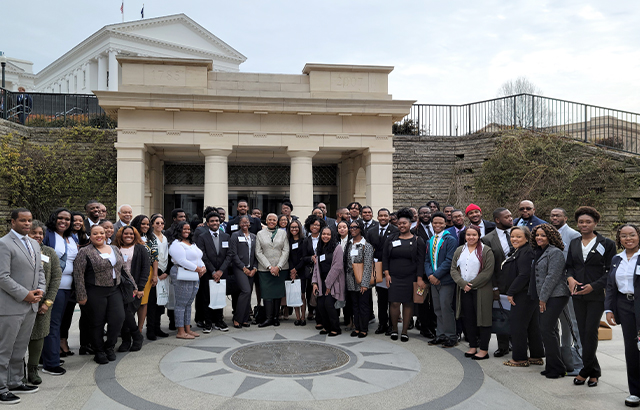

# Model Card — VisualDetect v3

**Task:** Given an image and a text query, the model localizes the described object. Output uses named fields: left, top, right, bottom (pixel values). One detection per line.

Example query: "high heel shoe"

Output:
left=573, top=377, right=586, bottom=386
left=588, top=378, right=598, bottom=387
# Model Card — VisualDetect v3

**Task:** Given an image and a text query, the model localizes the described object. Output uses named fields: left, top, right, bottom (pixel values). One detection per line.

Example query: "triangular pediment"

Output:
left=108, top=14, right=246, bottom=63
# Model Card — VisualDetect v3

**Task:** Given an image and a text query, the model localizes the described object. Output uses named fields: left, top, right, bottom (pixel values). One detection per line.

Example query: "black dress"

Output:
left=386, top=236, right=419, bottom=304
left=288, top=237, right=306, bottom=290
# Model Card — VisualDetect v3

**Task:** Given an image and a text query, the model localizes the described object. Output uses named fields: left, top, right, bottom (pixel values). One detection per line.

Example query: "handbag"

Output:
left=372, top=261, right=384, bottom=285
left=177, top=266, right=199, bottom=281
left=285, top=279, right=303, bottom=307
left=209, top=279, right=227, bottom=309
left=353, top=263, right=365, bottom=284
left=492, top=301, right=510, bottom=335
left=119, top=272, right=136, bottom=304
left=309, top=291, right=317, bottom=307
left=413, top=282, right=426, bottom=304
left=156, top=278, right=169, bottom=306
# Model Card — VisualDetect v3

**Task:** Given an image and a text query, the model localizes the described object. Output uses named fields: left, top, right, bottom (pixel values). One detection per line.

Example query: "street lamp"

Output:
left=0, top=52, right=6, bottom=89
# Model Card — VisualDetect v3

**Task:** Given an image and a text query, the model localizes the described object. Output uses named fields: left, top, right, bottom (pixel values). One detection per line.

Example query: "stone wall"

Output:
left=393, top=132, right=640, bottom=236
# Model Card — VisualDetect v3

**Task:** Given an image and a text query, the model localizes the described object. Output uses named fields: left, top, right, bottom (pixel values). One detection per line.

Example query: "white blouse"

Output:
left=457, top=245, right=482, bottom=282
left=582, top=237, right=597, bottom=261
left=169, top=241, right=204, bottom=271
left=54, top=233, right=78, bottom=290
left=615, top=250, right=640, bottom=294
left=156, top=234, right=169, bottom=272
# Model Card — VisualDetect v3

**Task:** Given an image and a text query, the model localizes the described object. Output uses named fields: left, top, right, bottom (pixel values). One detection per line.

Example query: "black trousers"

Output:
left=343, top=291, right=353, bottom=326
left=539, top=296, right=569, bottom=376
left=86, top=284, right=125, bottom=353
left=351, top=290, right=372, bottom=332
left=316, top=294, right=340, bottom=333
left=510, top=292, right=545, bottom=362
left=195, top=274, right=213, bottom=324
left=418, top=292, right=437, bottom=334
left=617, top=295, right=640, bottom=396
left=573, top=297, right=603, bottom=379
left=460, top=290, right=491, bottom=350
left=376, top=287, right=391, bottom=330
left=146, top=285, right=160, bottom=332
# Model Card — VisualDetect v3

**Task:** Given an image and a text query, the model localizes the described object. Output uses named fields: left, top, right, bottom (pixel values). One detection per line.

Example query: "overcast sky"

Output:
left=4, top=0, right=639, bottom=112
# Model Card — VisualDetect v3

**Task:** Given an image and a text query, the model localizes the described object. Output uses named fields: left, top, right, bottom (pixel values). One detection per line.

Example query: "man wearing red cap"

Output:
left=457, top=204, right=496, bottom=246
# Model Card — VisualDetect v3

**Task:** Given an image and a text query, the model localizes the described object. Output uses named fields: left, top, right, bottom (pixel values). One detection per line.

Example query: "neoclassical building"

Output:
left=96, top=57, right=414, bottom=218
left=12, top=14, right=245, bottom=93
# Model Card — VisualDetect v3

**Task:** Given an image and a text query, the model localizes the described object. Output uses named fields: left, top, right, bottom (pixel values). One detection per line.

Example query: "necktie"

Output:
left=432, top=234, right=439, bottom=263
left=380, top=227, right=384, bottom=237
left=22, top=237, right=35, bottom=264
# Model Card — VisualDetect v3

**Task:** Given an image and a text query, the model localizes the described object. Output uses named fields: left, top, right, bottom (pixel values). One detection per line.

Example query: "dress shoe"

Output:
left=294, top=319, right=301, bottom=326
left=156, top=329, right=169, bottom=338
left=299, top=320, right=306, bottom=326
left=625, top=395, right=640, bottom=407
left=408, top=319, right=414, bottom=330
left=441, top=338, right=458, bottom=348
left=94, top=352, right=109, bottom=365
left=573, top=377, right=586, bottom=385
left=273, top=320, right=280, bottom=327
left=196, top=321, right=205, bottom=329
left=420, top=330, right=436, bottom=339
left=375, top=326, right=388, bottom=335
left=79, top=345, right=95, bottom=355
left=328, top=331, right=341, bottom=337
left=0, top=392, right=20, bottom=404
left=233, top=323, right=242, bottom=329
left=130, top=331, right=144, bottom=352
left=319, top=330, right=329, bottom=335
left=472, top=354, right=489, bottom=361
left=242, top=323, right=251, bottom=327
left=59, top=349, right=68, bottom=358
left=588, top=378, right=598, bottom=387
left=350, top=331, right=359, bottom=337
left=464, top=352, right=477, bottom=358
left=258, top=319, right=274, bottom=328
left=105, top=348, right=117, bottom=362
left=146, top=331, right=157, bottom=341
left=385, top=328, right=393, bottom=336
left=168, top=321, right=176, bottom=331
left=545, top=373, right=565, bottom=379
left=428, top=336, right=445, bottom=346
left=493, top=348, right=510, bottom=358
left=117, top=339, right=131, bottom=352
left=358, top=332, right=368, bottom=339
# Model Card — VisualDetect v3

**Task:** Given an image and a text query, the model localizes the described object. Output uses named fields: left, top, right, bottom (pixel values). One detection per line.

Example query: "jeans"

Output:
left=42, top=289, right=70, bottom=368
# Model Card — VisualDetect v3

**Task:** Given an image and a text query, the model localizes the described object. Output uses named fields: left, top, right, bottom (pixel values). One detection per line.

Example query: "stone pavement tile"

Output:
left=81, top=389, right=132, bottom=410
left=237, top=377, right=314, bottom=401
left=447, top=376, right=539, bottom=410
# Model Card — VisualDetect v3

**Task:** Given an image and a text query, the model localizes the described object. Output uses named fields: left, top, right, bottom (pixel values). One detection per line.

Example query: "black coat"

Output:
left=458, top=220, right=497, bottom=246
left=227, top=215, right=262, bottom=236
left=411, top=223, right=432, bottom=243
left=301, top=236, right=318, bottom=278
left=228, top=231, right=257, bottom=275
left=196, top=230, right=231, bottom=279
left=362, top=220, right=379, bottom=236
left=128, top=243, right=151, bottom=291
left=288, top=237, right=305, bottom=277
left=605, top=254, right=640, bottom=329
left=366, top=223, right=399, bottom=261
left=566, top=233, right=616, bottom=301
left=503, top=244, right=535, bottom=297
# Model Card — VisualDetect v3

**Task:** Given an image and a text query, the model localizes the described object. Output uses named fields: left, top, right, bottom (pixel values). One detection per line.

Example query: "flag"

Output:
left=120, top=1, right=123, bottom=14
left=141, top=4, right=144, bottom=19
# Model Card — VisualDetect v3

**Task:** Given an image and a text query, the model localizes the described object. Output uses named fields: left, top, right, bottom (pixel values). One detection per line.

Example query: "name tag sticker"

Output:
left=319, top=254, right=326, bottom=262
left=41, top=255, right=50, bottom=264
left=123, top=254, right=129, bottom=262
left=100, top=253, right=110, bottom=259
left=392, top=240, right=401, bottom=247
left=238, top=236, right=246, bottom=243
left=374, top=258, right=379, bottom=263
left=350, top=249, right=359, bottom=257
left=231, top=224, right=238, bottom=231
left=292, top=243, right=299, bottom=250
left=222, top=241, right=229, bottom=248
left=636, top=265, right=640, bottom=275
left=596, top=243, right=605, bottom=256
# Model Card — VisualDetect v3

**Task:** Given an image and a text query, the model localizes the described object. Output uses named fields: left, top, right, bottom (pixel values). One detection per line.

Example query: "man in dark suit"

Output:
left=83, top=200, right=101, bottom=234
left=411, top=205, right=437, bottom=337
left=445, top=209, right=465, bottom=242
left=347, top=202, right=362, bottom=224
left=412, top=206, right=433, bottom=241
left=457, top=204, right=496, bottom=246
left=361, top=206, right=379, bottom=234
left=112, top=204, right=133, bottom=241
left=0, top=209, right=46, bottom=404
left=317, top=202, right=336, bottom=230
left=195, top=212, right=232, bottom=333
left=513, top=200, right=546, bottom=231
left=366, top=208, right=398, bottom=335
left=481, top=207, right=514, bottom=357
left=226, top=200, right=262, bottom=236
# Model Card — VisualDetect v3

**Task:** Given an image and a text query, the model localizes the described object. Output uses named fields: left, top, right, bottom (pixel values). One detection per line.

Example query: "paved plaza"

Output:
left=24, top=301, right=631, bottom=410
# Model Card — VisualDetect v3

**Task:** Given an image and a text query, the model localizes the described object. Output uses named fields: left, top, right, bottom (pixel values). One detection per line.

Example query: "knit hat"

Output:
left=465, top=203, right=481, bottom=215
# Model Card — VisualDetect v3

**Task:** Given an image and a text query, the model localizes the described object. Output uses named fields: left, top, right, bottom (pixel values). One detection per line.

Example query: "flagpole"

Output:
left=121, top=1, right=124, bottom=23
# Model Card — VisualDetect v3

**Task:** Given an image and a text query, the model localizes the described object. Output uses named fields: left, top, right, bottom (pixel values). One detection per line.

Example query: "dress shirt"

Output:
left=210, top=229, right=220, bottom=250
left=457, top=245, right=482, bottom=282
left=581, top=236, right=597, bottom=261
left=11, top=229, right=33, bottom=257
left=363, top=220, right=372, bottom=230
left=339, top=236, right=348, bottom=250
left=615, top=250, right=640, bottom=294
left=477, top=220, right=486, bottom=237
left=421, top=223, right=433, bottom=237
left=311, top=235, right=319, bottom=253
left=379, top=224, right=388, bottom=237
left=496, top=228, right=511, bottom=258
left=156, top=234, right=169, bottom=272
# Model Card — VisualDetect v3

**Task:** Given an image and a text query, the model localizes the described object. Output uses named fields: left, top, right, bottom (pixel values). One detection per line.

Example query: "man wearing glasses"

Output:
left=513, top=200, right=546, bottom=231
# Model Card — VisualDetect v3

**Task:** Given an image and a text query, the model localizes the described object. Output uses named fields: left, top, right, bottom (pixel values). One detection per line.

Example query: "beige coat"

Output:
left=255, top=229, right=290, bottom=272
left=450, top=245, right=495, bottom=327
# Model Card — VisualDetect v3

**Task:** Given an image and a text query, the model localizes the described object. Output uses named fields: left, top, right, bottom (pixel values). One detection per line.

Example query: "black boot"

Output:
left=118, top=332, right=132, bottom=352
left=130, top=330, right=144, bottom=352
left=155, top=325, right=169, bottom=338
left=259, top=299, right=275, bottom=328
left=273, top=299, right=281, bottom=326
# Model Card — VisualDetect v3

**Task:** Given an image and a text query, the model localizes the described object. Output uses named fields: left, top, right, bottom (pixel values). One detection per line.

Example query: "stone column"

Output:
left=83, top=63, right=90, bottom=92
left=115, top=143, right=146, bottom=216
left=97, top=54, right=107, bottom=91
left=365, top=149, right=394, bottom=213
left=202, top=149, right=232, bottom=209
left=108, top=49, right=118, bottom=91
left=288, top=150, right=317, bottom=218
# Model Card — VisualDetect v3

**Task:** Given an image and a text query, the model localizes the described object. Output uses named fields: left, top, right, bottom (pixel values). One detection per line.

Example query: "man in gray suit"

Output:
left=0, top=208, right=46, bottom=404
left=111, top=204, right=133, bottom=241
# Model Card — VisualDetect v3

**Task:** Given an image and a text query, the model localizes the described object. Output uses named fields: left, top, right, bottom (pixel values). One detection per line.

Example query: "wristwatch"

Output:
left=44, top=299, right=53, bottom=307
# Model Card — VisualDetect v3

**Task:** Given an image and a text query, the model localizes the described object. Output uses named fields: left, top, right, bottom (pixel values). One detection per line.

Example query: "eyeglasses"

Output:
left=519, top=207, right=533, bottom=211
left=349, top=226, right=359, bottom=230
left=620, top=234, right=638, bottom=239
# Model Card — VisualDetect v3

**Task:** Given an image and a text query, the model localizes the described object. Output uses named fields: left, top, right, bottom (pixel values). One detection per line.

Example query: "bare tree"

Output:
left=490, top=77, right=553, bottom=129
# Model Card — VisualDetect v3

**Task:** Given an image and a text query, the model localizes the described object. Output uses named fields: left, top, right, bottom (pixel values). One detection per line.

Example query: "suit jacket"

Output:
left=411, top=223, right=433, bottom=243
left=532, top=245, right=570, bottom=302
left=0, top=232, right=47, bottom=315
left=325, top=217, right=337, bottom=230
left=362, top=220, right=379, bottom=235
left=366, top=223, right=399, bottom=261
left=83, top=218, right=99, bottom=236
left=196, top=229, right=231, bottom=279
left=513, top=215, right=546, bottom=232
left=227, top=215, right=262, bottom=236
left=446, top=226, right=465, bottom=243
left=424, top=231, right=457, bottom=285
left=128, top=243, right=151, bottom=291
left=503, top=244, right=534, bottom=297
left=111, top=220, right=126, bottom=242
left=458, top=220, right=497, bottom=246
left=256, top=229, right=289, bottom=271
left=481, top=228, right=509, bottom=291
left=605, top=254, right=640, bottom=329
left=228, top=231, right=257, bottom=275
left=565, top=233, right=616, bottom=301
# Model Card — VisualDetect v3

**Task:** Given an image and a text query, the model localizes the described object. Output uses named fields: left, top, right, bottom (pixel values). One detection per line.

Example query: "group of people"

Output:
left=1, top=198, right=639, bottom=408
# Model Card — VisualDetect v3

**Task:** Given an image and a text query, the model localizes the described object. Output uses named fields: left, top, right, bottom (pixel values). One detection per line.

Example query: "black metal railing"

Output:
left=0, top=88, right=115, bottom=128
left=396, top=94, right=640, bottom=155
